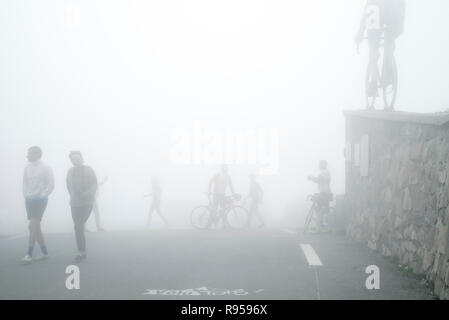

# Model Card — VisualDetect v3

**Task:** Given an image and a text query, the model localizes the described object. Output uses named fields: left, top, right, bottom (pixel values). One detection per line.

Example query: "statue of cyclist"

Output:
left=355, top=0, right=406, bottom=110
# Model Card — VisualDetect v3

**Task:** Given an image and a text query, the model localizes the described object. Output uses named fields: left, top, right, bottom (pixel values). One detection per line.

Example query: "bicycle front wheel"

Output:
left=190, top=206, right=213, bottom=230
left=226, top=206, right=249, bottom=229
left=382, top=57, right=398, bottom=111
left=365, top=63, right=379, bottom=110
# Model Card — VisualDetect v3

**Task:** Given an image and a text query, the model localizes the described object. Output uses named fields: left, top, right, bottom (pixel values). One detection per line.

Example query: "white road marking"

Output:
left=282, top=229, right=297, bottom=235
left=299, top=244, right=323, bottom=300
left=313, top=268, right=321, bottom=300
left=300, top=244, right=323, bottom=266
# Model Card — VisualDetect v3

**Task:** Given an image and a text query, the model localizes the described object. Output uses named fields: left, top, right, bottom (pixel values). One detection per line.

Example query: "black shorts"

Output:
left=25, top=197, right=48, bottom=221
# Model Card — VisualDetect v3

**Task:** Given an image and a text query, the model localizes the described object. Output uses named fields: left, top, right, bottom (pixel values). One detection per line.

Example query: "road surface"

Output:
left=0, top=229, right=435, bottom=300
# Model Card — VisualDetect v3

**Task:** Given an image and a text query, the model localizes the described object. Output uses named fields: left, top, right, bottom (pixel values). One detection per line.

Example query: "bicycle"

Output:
left=190, top=193, right=249, bottom=230
left=303, top=194, right=335, bottom=234
left=359, top=28, right=398, bottom=111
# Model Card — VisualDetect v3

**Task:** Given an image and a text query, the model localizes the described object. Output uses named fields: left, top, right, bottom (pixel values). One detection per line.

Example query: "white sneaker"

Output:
left=22, top=255, right=33, bottom=265
left=34, top=254, right=49, bottom=261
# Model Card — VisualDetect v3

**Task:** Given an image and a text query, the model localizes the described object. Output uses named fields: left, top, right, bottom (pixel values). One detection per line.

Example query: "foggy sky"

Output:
left=1, top=0, right=449, bottom=234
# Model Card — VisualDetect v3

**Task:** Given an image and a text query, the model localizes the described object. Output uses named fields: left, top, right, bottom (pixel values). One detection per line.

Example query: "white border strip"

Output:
left=300, top=244, right=323, bottom=266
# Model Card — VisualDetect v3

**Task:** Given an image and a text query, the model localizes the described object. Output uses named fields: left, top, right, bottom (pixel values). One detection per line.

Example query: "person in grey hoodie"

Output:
left=67, top=151, right=98, bottom=262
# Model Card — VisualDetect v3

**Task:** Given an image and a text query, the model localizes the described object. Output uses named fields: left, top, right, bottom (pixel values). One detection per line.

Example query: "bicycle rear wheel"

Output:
left=226, top=206, right=249, bottom=229
left=382, top=57, right=398, bottom=111
left=190, top=206, right=213, bottom=230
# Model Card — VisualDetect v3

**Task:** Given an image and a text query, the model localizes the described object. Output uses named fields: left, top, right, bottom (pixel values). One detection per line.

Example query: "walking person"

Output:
left=87, top=176, right=107, bottom=232
left=66, top=151, right=98, bottom=262
left=144, top=176, right=168, bottom=228
left=22, top=146, right=55, bottom=264
left=243, top=174, right=265, bottom=228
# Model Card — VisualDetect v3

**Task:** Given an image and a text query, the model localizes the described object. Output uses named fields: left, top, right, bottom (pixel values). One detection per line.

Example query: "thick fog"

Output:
left=1, top=0, right=449, bottom=235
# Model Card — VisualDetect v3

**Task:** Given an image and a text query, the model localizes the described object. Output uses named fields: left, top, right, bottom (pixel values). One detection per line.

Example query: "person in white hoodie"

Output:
left=22, top=146, right=55, bottom=264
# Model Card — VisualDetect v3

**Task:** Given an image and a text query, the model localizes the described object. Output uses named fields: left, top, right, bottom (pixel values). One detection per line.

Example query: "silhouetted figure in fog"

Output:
left=87, top=176, right=107, bottom=232
left=355, top=0, right=405, bottom=109
left=243, top=174, right=265, bottom=228
left=22, top=146, right=54, bottom=264
left=307, top=160, right=332, bottom=231
left=144, top=176, right=167, bottom=228
left=208, top=164, right=236, bottom=228
left=66, top=151, right=98, bottom=262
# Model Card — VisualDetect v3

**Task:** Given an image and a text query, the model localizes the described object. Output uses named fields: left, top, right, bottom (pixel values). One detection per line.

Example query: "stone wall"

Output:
left=345, top=111, right=449, bottom=299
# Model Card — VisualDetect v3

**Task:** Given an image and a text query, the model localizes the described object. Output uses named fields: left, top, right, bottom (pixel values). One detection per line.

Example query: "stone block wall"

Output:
left=345, top=112, right=449, bottom=299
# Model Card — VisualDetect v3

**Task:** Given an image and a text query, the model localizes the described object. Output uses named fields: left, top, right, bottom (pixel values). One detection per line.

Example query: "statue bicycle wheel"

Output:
left=382, top=56, right=398, bottom=111
left=365, top=49, right=398, bottom=111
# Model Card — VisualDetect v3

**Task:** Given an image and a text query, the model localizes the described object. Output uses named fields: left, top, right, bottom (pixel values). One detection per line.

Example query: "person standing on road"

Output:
left=243, top=174, right=265, bottom=228
left=66, top=151, right=98, bottom=262
left=307, top=160, right=333, bottom=231
left=208, top=164, right=236, bottom=228
left=22, top=146, right=55, bottom=264
left=144, top=176, right=168, bottom=228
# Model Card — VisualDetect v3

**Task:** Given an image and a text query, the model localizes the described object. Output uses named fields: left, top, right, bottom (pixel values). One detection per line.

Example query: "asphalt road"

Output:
left=0, top=229, right=435, bottom=300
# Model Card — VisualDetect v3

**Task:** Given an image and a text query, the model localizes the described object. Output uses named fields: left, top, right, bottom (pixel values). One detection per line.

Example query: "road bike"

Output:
left=190, top=193, right=249, bottom=230
left=360, top=28, right=398, bottom=111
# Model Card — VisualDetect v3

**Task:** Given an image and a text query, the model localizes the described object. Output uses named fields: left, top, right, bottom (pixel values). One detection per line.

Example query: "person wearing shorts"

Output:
left=22, top=146, right=55, bottom=264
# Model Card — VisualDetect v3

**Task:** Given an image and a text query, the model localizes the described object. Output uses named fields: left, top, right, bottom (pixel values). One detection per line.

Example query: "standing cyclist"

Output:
left=307, top=160, right=332, bottom=232
left=208, top=164, right=236, bottom=228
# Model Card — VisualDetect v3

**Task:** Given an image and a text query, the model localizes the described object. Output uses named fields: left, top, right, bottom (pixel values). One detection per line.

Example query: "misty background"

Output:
left=1, top=0, right=449, bottom=234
